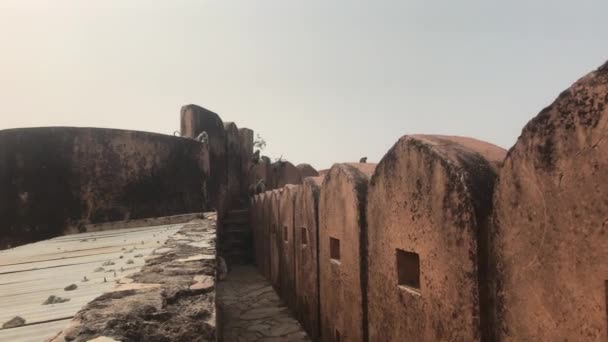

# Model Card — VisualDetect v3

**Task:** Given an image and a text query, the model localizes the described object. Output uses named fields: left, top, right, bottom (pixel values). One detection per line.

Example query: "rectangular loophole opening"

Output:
left=396, top=249, right=420, bottom=291
left=330, top=237, right=341, bottom=261
left=301, top=227, right=308, bottom=246
left=283, top=226, right=288, bottom=242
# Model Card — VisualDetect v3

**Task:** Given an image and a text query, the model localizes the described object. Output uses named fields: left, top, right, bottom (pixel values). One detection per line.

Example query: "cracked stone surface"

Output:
left=218, top=265, right=311, bottom=342
left=50, top=215, right=218, bottom=342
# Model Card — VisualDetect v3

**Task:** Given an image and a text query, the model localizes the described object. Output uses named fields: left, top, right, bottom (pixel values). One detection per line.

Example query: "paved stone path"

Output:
left=218, top=265, right=311, bottom=342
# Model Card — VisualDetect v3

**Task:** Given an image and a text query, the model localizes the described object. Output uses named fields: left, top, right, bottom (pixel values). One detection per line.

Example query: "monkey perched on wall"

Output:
left=252, top=150, right=260, bottom=164
left=195, top=131, right=209, bottom=144
left=255, top=179, right=266, bottom=194
left=217, top=256, right=228, bottom=281
left=248, top=150, right=260, bottom=170
left=359, top=157, right=367, bottom=163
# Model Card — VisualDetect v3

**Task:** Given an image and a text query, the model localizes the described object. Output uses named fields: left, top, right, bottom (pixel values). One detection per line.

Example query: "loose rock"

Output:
left=2, top=316, right=26, bottom=329
left=43, top=295, right=70, bottom=305
left=64, top=284, right=78, bottom=291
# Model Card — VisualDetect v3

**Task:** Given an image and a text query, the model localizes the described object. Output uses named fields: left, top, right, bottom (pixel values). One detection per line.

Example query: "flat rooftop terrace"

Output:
left=0, top=216, right=199, bottom=342
left=0, top=213, right=310, bottom=342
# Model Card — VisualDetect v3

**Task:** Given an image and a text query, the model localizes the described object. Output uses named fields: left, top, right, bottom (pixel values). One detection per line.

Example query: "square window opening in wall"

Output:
left=301, top=227, right=308, bottom=246
left=283, top=226, right=288, bottom=242
left=396, top=249, right=420, bottom=292
left=330, top=237, right=341, bottom=262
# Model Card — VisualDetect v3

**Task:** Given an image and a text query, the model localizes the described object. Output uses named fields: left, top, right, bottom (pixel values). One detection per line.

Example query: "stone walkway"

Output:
left=218, top=265, right=311, bottom=342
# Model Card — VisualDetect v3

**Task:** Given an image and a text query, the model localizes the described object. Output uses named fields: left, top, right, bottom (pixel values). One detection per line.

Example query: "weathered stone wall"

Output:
left=239, top=61, right=608, bottom=342
left=51, top=216, right=218, bottom=342
left=294, top=176, right=323, bottom=340
left=224, top=122, right=242, bottom=210
left=319, top=163, right=375, bottom=342
left=296, top=163, right=319, bottom=178
left=249, top=159, right=270, bottom=193
left=261, top=192, right=272, bottom=279
left=180, top=104, right=226, bottom=212
left=0, top=127, right=209, bottom=249
left=251, top=195, right=262, bottom=275
left=239, top=128, right=254, bottom=198
left=269, top=161, right=303, bottom=190
left=491, top=61, right=608, bottom=341
left=279, top=184, right=299, bottom=312
left=366, top=135, right=505, bottom=342
left=269, top=189, right=283, bottom=292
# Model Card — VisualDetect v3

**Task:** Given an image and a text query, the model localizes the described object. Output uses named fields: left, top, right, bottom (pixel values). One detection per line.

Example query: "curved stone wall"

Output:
left=491, top=61, right=608, bottom=341
left=0, top=127, right=209, bottom=249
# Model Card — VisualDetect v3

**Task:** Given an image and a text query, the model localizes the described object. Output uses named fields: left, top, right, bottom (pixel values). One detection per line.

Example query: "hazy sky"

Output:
left=1, top=1, right=607, bottom=169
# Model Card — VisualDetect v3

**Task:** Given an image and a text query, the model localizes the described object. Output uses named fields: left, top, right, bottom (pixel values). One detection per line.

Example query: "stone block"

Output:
left=319, top=163, right=375, bottom=342
left=279, top=184, right=299, bottom=312
left=491, top=61, right=608, bottom=341
left=296, top=163, right=319, bottom=178
left=180, top=104, right=226, bottom=211
left=269, top=189, right=283, bottom=291
left=366, top=135, right=505, bottom=341
left=294, top=176, right=324, bottom=340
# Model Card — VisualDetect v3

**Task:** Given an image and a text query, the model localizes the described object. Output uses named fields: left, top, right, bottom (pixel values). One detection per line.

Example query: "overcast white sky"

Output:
left=1, top=1, right=607, bottom=169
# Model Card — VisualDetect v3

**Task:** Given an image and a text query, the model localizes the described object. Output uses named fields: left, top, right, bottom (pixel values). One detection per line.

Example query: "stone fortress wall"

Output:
left=249, top=61, right=608, bottom=341
left=0, top=60, right=607, bottom=341
left=0, top=127, right=211, bottom=249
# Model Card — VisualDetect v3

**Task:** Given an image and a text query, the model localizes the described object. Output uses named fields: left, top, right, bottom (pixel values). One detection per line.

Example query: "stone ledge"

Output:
left=49, top=215, right=217, bottom=342
left=80, top=213, right=205, bottom=234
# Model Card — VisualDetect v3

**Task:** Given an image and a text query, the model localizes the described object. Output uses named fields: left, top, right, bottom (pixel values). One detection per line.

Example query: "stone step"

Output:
left=225, top=255, right=254, bottom=266
left=222, top=217, right=249, bottom=225
left=221, top=249, right=254, bottom=265
left=220, top=228, right=251, bottom=236
left=220, top=209, right=253, bottom=266
left=220, top=234, right=250, bottom=241
left=227, top=209, right=248, bottom=216
left=223, top=210, right=249, bottom=221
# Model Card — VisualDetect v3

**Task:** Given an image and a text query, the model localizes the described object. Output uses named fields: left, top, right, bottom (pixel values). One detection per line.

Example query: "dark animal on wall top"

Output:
left=195, top=131, right=209, bottom=144
left=252, top=150, right=260, bottom=164
left=359, top=157, right=367, bottom=163
left=255, top=179, right=266, bottom=194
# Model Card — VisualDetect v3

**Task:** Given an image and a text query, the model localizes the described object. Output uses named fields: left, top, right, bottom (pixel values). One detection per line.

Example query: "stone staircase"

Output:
left=219, top=209, right=253, bottom=266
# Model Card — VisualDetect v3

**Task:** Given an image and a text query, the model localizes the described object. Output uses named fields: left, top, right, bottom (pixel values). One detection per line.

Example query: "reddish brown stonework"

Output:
left=50, top=218, right=217, bottom=342
left=491, top=61, right=608, bottom=341
left=250, top=159, right=270, bottom=192
left=296, top=164, right=319, bottom=178
left=0, top=127, right=209, bottom=249
left=318, top=169, right=329, bottom=176
left=269, top=161, right=303, bottom=190
left=251, top=194, right=263, bottom=275
left=223, top=122, right=242, bottom=211
left=180, top=104, right=226, bottom=211
left=294, top=176, right=324, bottom=340
left=319, top=163, right=376, bottom=342
left=239, top=128, right=254, bottom=198
left=366, top=135, right=505, bottom=342
left=180, top=104, right=219, bottom=139
left=261, top=192, right=272, bottom=279
left=270, top=189, right=283, bottom=292
left=279, top=184, right=299, bottom=312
